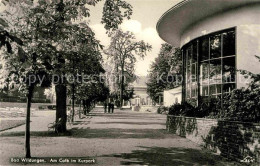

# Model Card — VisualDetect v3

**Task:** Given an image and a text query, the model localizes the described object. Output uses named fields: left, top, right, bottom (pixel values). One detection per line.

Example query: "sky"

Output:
left=88, top=0, right=183, bottom=76
left=0, top=0, right=183, bottom=76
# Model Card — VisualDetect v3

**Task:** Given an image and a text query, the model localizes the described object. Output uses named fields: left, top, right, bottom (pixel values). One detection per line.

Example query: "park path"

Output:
left=0, top=108, right=233, bottom=166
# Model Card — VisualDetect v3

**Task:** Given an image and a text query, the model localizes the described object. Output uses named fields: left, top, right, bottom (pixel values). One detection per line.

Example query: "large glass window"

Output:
left=223, top=30, right=235, bottom=57
left=185, top=41, right=198, bottom=100
left=183, top=28, right=236, bottom=105
left=210, top=34, right=221, bottom=59
left=201, top=38, right=209, bottom=61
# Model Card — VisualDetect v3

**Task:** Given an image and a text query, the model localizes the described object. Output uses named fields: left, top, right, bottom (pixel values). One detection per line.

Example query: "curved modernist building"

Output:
left=157, top=0, right=260, bottom=106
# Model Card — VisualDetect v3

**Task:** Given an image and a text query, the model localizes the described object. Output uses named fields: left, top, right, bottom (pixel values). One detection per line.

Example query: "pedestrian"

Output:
left=108, top=102, right=111, bottom=113
left=104, top=102, right=107, bottom=113
left=111, top=101, right=114, bottom=113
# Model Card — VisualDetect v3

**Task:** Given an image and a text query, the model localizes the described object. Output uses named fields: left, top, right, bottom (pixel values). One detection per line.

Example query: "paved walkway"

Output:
left=0, top=108, right=237, bottom=165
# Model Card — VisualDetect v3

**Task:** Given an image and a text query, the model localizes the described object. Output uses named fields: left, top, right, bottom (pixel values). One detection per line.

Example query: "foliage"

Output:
left=168, top=99, right=219, bottom=118
left=168, top=102, right=195, bottom=117
left=168, top=103, right=183, bottom=116
left=198, top=98, right=222, bottom=118
left=239, top=55, right=260, bottom=90
left=105, top=29, right=152, bottom=107
left=157, top=106, right=168, bottom=114
left=168, top=92, right=260, bottom=123
left=122, top=87, right=134, bottom=101
left=63, top=23, right=105, bottom=113
left=76, top=80, right=110, bottom=103
left=0, top=0, right=134, bottom=158
left=147, top=43, right=182, bottom=103
left=102, top=0, right=132, bottom=32
left=0, top=15, right=23, bottom=53
left=215, top=55, right=260, bottom=122
left=1, top=0, right=133, bottom=93
left=220, top=88, right=260, bottom=123
left=0, top=30, right=23, bottom=53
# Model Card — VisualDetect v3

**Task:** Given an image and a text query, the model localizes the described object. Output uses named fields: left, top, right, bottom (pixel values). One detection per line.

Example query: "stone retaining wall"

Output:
left=166, top=115, right=260, bottom=164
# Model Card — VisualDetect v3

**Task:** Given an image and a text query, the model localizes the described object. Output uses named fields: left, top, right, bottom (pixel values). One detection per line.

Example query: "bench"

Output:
left=47, top=118, right=63, bottom=133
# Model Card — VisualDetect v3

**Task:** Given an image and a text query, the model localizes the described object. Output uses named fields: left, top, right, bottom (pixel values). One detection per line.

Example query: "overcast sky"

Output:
left=88, top=0, right=182, bottom=76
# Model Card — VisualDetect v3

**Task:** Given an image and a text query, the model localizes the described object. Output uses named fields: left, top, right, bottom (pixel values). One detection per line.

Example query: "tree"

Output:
left=0, top=17, right=23, bottom=53
left=0, top=27, right=51, bottom=159
left=2, top=0, right=133, bottom=132
left=0, top=0, right=133, bottom=158
left=105, top=29, right=152, bottom=108
left=0, top=4, right=51, bottom=157
left=66, top=34, right=105, bottom=119
left=147, top=43, right=182, bottom=103
left=76, top=79, right=109, bottom=115
left=64, top=23, right=103, bottom=121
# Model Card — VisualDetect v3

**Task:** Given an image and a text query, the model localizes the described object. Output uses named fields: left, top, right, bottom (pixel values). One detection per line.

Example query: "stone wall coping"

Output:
left=167, top=115, right=260, bottom=125
left=218, top=120, right=260, bottom=126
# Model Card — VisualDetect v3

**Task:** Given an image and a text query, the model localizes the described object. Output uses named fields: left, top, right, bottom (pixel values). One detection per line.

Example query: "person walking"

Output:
left=111, top=101, right=114, bottom=113
left=108, top=102, right=111, bottom=113
left=104, top=102, right=107, bottom=113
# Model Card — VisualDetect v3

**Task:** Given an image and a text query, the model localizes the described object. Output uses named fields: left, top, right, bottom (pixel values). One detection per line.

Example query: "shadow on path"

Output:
left=69, top=128, right=179, bottom=139
left=0, top=128, right=180, bottom=139
left=102, top=146, right=230, bottom=166
left=94, top=122, right=166, bottom=125
left=85, top=112, right=166, bottom=120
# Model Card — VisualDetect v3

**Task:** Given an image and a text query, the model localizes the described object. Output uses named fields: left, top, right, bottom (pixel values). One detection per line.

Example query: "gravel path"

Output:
left=0, top=108, right=237, bottom=165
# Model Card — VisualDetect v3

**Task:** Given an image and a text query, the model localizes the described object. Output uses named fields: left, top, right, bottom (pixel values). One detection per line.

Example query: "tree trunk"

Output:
left=83, top=100, right=87, bottom=115
left=71, top=84, right=75, bottom=122
left=79, top=100, right=81, bottom=119
left=55, top=84, right=67, bottom=133
left=86, top=101, right=90, bottom=114
left=71, top=58, right=75, bottom=122
left=25, top=85, right=34, bottom=158
left=120, top=65, right=124, bottom=109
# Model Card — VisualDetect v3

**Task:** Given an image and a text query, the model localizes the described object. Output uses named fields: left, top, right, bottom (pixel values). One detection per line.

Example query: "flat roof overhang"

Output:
left=157, top=0, right=260, bottom=47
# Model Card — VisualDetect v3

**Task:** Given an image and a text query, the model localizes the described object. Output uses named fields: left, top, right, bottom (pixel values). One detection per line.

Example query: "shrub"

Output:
left=220, top=88, right=260, bottom=123
left=168, top=102, right=196, bottom=117
left=168, top=103, right=182, bottom=115
left=168, top=99, right=223, bottom=118
left=167, top=83, right=260, bottom=123
left=167, top=89, right=260, bottom=123
left=133, top=105, right=141, bottom=111
left=181, top=102, right=196, bottom=117
left=157, top=106, right=168, bottom=114
left=198, top=97, right=222, bottom=118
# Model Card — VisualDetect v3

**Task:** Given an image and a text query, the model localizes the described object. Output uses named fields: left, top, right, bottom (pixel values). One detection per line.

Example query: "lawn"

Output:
left=0, top=120, right=26, bottom=132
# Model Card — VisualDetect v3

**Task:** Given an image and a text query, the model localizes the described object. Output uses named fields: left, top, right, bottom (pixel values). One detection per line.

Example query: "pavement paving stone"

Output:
left=0, top=108, right=241, bottom=165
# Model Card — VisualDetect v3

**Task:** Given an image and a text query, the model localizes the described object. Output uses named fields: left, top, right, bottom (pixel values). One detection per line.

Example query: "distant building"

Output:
left=163, top=87, right=182, bottom=107
left=130, top=76, right=153, bottom=106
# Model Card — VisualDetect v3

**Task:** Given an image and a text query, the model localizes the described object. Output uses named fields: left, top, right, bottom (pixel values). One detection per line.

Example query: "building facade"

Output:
left=130, top=76, right=153, bottom=106
left=163, top=87, right=182, bottom=107
left=157, top=0, right=260, bottom=106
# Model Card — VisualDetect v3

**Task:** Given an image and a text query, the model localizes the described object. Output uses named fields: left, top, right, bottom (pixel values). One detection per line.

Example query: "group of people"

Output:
left=104, top=101, right=114, bottom=113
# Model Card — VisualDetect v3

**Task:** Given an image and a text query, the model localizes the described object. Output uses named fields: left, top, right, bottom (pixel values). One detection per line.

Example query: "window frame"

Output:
left=182, top=27, right=236, bottom=106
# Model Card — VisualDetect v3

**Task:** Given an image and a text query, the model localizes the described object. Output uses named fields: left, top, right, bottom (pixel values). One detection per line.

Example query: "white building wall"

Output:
left=180, top=4, right=260, bottom=89
left=163, top=88, right=182, bottom=107
left=236, top=25, right=260, bottom=88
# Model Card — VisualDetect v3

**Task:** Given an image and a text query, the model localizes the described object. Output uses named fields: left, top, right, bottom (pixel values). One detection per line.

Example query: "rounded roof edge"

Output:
left=156, top=0, right=260, bottom=47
